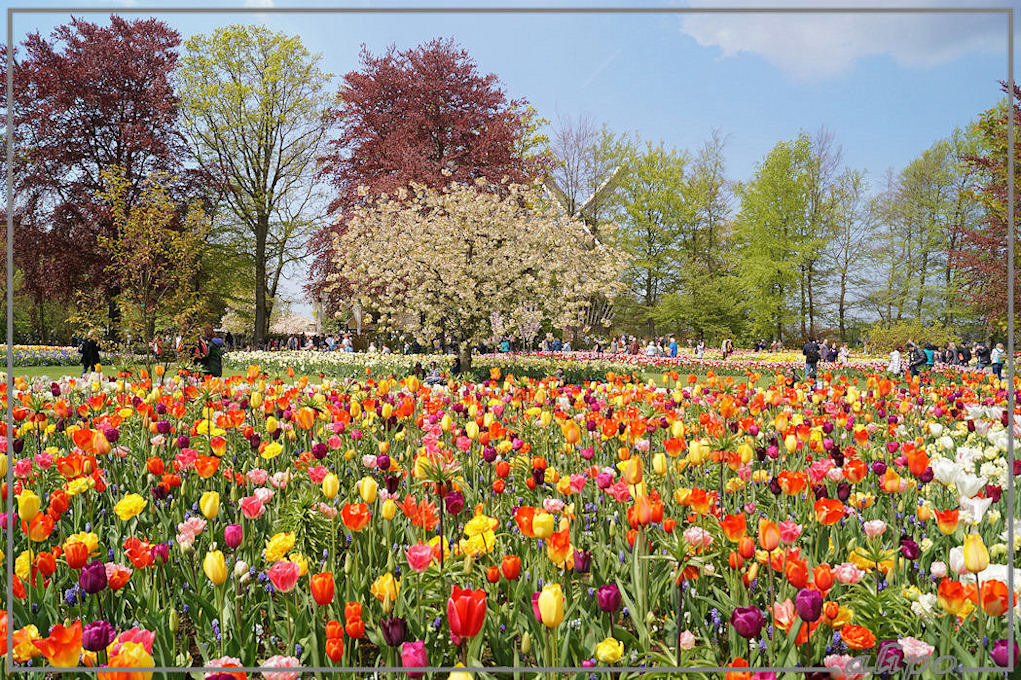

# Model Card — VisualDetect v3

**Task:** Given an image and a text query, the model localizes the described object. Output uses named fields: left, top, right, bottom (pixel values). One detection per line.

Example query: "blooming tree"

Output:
left=329, top=180, right=626, bottom=369
left=511, top=302, right=543, bottom=350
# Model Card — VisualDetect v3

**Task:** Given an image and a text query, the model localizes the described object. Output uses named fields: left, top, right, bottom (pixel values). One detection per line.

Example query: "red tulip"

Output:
left=447, top=585, right=487, bottom=642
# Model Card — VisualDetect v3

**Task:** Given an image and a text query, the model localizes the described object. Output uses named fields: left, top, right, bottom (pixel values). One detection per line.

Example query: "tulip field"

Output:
left=3, top=359, right=1021, bottom=678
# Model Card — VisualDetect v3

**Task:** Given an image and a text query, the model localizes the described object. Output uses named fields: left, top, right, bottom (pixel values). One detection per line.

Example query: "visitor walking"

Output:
left=888, top=346, right=903, bottom=376
left=907, top=341, right=927, bottom=378
left=991, top=343, right=1005, bottom=380
left=802, top=337, right=820, bottom=383
left=79, top=330, right=101, bottom=377
left=696, top=340, right=705, bottom=360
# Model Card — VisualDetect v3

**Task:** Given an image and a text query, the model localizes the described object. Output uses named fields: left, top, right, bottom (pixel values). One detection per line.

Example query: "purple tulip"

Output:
left=573, top=549, right=592, bottom=574
left=104, top=427, right=119, bottom=444
left=992, top=639, right=1020, bottom=667
left=311, top=443, right=328, bottom=460
left=730, top=607, right=765, bottom=638
left=376, top=454, right=391, bottom=471
left=444, top=491, right=464, bottom=515
left=82, top=620, right=116, bottom=652
left=794, top=588, right=823, bottom=623
left=871, top=461, right=887, bottom=476
left=596, top=584, right=621, bottom=613
left=899, top=536, right=920, bottom=561
left=381, top=616, right=407, bottom=647
left=156, top=420, right=170, bottom=435
left=151, top=543, right=169, bottom=565
left=876, top=639, right=904, bottom=671
left=80, top=561, right=108, bottom=594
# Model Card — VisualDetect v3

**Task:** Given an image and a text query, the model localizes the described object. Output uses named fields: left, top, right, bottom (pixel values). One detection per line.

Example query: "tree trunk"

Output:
left=458, top=341, right=473, bottom=373
left=107, top=285, right=121, bottom=341
left=254, top=216, right=269, bottom=345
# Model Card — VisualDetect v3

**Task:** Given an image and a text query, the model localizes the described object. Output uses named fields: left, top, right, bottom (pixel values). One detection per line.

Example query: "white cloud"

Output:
left=679, top=0, right=1007, bottom=81
left=244, top=0, right=275, bottom=7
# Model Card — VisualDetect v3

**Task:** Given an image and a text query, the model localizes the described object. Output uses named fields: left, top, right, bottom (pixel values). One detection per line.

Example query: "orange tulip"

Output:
left=295, top=407, right=316, bottom=431
left=813, top=564, right=834, bottom=592
left=195, top=455, right=220, bottom=479
left=514, top=507, right=537, bottom=538
left=981, top=579, right=1010, bottom=616
left=64, top=541, right=89, bottom=570
left=342, top=503, right=371, bottom=533
left=720, top=514, right=747, bottom=543
left=311, top=572, right=335, bottom=606
left=32, top=620, right=82, bottom=667
left=934, top=509, right=959, bottom=536
left=813, top=499, right=844, bottom=525
left=758, top=519, right=780, bottom=551
left=840, top=624, right=877, bottom=650
left=938, top=578, right=975, bottom=616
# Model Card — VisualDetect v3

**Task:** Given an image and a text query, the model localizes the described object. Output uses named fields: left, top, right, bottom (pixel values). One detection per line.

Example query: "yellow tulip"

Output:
left=359, top=476, right=379, bottom=504
left=595, top=637, right=624, bottom=663
left=322, top=473, right=339, bottom=500
left=17, top=490, right=40, bottom=523
left=963, top=533, right=990, bottom=573
left=203, top=550, right=227, bottom=585
left=199, top=491, right=220, bottom=520
left=371, top=572, right=400, bottom=603
left=652, top=453, right=667, bottom=476
left=532, top=511, right=555, bottom=539
left=537, top=583, right=565, bottom=628
left=382, top=498, right=397, bottom=520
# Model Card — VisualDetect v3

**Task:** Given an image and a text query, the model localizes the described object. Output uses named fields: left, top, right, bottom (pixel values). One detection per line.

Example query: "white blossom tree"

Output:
left=328, top=179, right=626, bottom=369
left=511, top=302, right=543, bottom=350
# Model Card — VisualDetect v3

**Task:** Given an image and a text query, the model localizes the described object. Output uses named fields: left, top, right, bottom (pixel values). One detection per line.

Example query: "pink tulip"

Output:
left=240, top=496, right=265, bottom=520
left=401, top=640, right=428, bottom=679
left=268, top=560, right=301, bottom=593
left=406, top=543, right=433, bottom=573
left=224, top=524, right=243, bottom=550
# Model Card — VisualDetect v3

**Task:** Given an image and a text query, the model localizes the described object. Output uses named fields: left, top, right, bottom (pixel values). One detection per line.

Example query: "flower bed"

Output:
left=3, top=361, right=1019, bottom=672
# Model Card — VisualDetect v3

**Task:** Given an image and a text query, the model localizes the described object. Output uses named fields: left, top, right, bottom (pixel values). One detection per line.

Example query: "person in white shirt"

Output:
left=696, top=340, right=705, bottom=359
left=888, top=347, right=902, bottom=376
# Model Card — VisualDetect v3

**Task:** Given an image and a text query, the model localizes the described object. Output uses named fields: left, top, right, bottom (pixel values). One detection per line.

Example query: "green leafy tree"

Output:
left=94, top=165, right=211, bottom=345
left=732, top=136, right=813, bottom=341
left=178, top=24, right=332, bottom=344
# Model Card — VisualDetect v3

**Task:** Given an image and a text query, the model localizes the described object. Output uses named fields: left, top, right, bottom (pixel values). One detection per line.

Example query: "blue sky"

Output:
left=3, top=0, right=1015, bottom=315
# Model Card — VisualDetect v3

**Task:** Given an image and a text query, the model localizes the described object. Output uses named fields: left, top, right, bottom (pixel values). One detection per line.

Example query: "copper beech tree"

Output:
left=310, top=38, right=553, bottom=310
left=328, top=179, right=626, bottom=370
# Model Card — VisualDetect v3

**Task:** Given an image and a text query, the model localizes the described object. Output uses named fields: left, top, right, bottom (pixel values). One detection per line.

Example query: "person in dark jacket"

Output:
left=195, top=323, right=223, bottom=377
left=802, top=337, right=821, bottom=381
left=79, top=330, right=101, bottom=377
left=907, top=342, right=927, bottom=377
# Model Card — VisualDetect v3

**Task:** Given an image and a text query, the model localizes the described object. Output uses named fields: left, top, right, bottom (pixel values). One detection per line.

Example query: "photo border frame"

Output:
left=4, top=3, right=1015, bottom=675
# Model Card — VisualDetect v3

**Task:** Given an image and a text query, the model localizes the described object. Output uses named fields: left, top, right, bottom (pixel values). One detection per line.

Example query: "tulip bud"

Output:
left=463, top=555, right=474, bottom=575
left=382, top=498, right=397, bottom=520
left=169, top=608, right=179, bottom=633
left=521, top=632, right=532, bottom=655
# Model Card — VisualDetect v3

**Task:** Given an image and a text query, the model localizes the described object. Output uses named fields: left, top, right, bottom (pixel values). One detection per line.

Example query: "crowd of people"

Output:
left=885, top=340, right=1007, bottom=379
